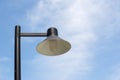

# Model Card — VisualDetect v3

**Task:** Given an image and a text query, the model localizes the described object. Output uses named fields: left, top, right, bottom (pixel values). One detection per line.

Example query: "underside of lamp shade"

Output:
left=36, top=36, right=71, bottom=56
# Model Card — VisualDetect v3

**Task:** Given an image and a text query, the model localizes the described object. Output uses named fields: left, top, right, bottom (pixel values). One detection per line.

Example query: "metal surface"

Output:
left=21, top=33, right=47, bottom=37
left=15, top=25, right=21, bottom=80
left=47, top=27, right=58, bottom=36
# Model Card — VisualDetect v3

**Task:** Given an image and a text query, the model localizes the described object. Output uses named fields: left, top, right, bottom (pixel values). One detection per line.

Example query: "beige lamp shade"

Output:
left=36, top=36, right=71, bottom=56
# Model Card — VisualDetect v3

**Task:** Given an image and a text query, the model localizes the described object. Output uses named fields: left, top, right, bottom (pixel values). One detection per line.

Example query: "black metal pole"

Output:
left=15, top=25, right=21, bottom=80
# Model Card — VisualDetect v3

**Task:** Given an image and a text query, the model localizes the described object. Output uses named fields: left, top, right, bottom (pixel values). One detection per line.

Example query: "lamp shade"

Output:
left=36, top=27, right=71, bottom=56
left=36, top=36, right=71, bottom=56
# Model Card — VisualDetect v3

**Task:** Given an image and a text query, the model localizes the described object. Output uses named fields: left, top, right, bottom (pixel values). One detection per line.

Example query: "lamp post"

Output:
left=14, top=25, right=71, bottom=80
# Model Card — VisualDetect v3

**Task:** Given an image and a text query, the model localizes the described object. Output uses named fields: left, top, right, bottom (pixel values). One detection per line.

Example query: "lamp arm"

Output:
left=20, top=33, right=47, bottom=37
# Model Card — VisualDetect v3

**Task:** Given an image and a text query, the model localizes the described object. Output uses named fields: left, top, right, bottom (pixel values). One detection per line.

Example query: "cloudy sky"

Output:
left=0, top=0, right=120, bottom=80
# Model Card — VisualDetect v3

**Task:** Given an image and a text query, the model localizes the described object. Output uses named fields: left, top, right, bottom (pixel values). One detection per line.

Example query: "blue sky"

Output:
left=0, top=0, right=120, bottom=80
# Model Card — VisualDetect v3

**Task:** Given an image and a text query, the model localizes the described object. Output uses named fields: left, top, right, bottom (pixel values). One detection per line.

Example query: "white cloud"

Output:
left=21, top=0, right=120, bottom=80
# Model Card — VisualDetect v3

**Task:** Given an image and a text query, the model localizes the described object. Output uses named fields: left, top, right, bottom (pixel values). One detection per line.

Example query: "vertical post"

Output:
left=15, top=25, right=21, bottom=80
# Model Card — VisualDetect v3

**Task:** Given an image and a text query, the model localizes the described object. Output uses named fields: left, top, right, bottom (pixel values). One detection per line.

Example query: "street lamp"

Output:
left=14, top=25, right=71, bottom=80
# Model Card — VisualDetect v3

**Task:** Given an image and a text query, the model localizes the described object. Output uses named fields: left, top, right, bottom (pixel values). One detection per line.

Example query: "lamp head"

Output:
left=36, top=27, right=71, bottom=56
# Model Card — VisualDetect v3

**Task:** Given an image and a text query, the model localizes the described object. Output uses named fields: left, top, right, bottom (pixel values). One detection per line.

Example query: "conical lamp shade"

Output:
left=36, top=36, right=71, bottom=56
